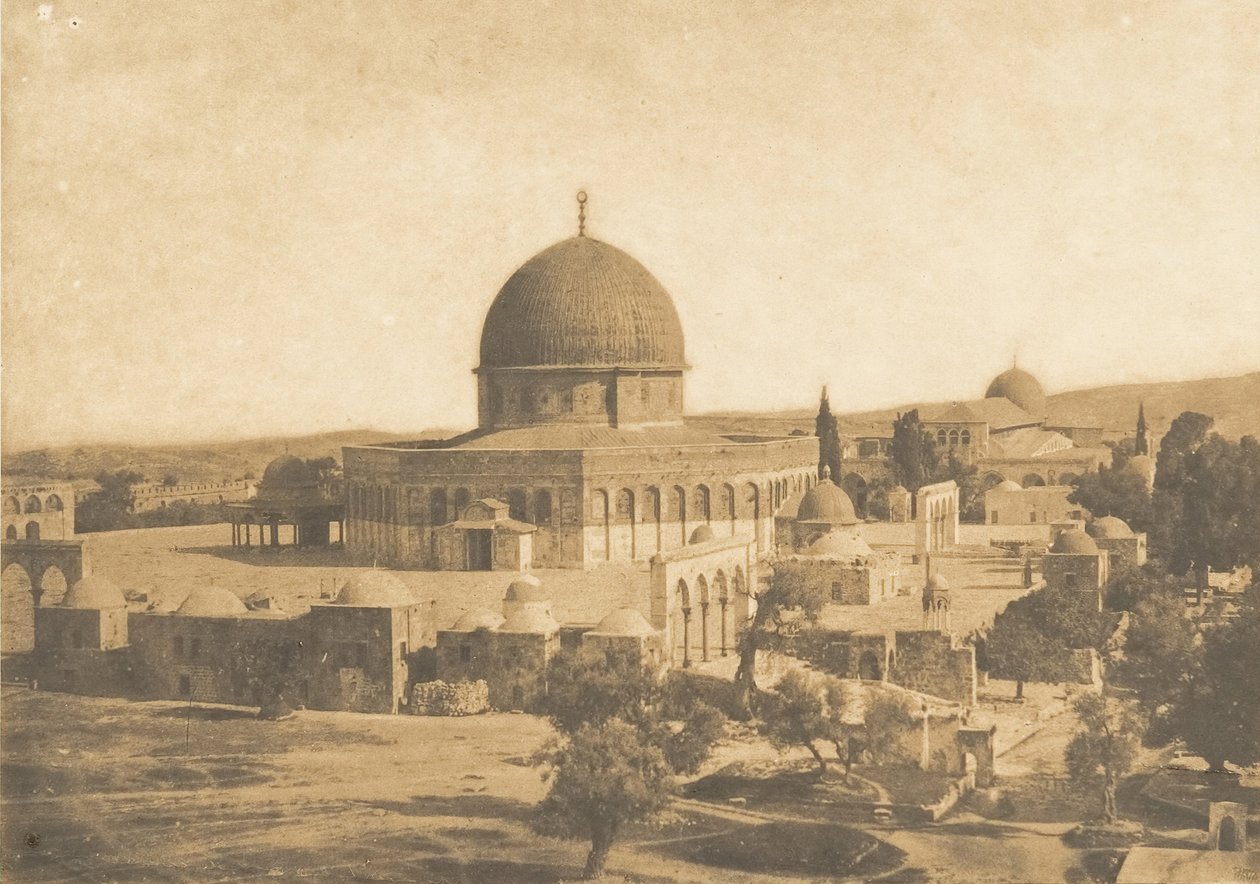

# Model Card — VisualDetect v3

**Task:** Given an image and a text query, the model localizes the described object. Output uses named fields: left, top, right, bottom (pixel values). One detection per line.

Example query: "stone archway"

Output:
left=1, top=564, right=35, bottom=653
left=858, top=651, right=882, bottom=681
left=1219, top=816, right=1239, bottom=851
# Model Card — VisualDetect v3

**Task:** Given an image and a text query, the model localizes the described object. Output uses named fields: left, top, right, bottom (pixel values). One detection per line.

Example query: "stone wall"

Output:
left=411, top=679, right=490, bottom=716
left=891, top=631, right=977, bottom=706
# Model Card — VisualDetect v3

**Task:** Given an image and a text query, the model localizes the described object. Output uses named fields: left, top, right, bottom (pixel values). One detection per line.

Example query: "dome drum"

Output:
left=477, top=366, right=684, bottom=431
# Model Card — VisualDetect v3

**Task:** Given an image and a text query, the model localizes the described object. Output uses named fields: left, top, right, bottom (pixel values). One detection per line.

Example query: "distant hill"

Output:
left=0, top=429, right=451, bottom=488
left=4, top=372, right=1256, bottom=486
left=692, top=371, right=1260, bottom=442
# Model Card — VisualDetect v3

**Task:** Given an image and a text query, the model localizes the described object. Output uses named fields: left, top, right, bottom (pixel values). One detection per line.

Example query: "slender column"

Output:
left=245, top=524, right=251, bottom=547
left=681, top=608, right=692, bottom=668
left=700, top=602, right=710, bottom=662
left=719, top=598, right=729, bottom=656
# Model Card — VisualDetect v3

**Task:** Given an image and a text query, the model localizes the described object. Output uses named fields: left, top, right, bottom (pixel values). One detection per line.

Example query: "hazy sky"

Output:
left=3, top=1, right=1258, bottom=451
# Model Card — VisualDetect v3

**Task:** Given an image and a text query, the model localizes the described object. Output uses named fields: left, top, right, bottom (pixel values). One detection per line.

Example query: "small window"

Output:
left=831, top=582, right=843, bottom=602
left=1029, top=512, right=1037, bottom=523
left=178, top=675, right=191, bottom=695
left=398, top=641, right=408, bottom=659
left=991, top=510, right=999, bottom=524
left=174, top=636, right=184, bottom=657
left=459, top=644, right=472, bottom=664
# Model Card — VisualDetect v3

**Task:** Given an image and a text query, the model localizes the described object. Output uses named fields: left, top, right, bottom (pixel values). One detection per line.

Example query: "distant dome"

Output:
left=450, top=609, right=506, bottom=632
left=689, top=525, right=716, bottom=545
left=993, top=479, right=1023, bottom=492
left=1124, top=454, right=1155, bottom=477
left=795, top=479, right=857, bottom=526
left=926, top=572, right=951, bottom=593
left=504, top=574, right=547, bottom=603
left=498, top=607, right=560, bottom=634
left=1050, top=528, right=1100, bottom=555
left=176, top=586, right=249, bottom=617
left=804, top=531, right=873, bottom=558
left=62, top=575, right=125, bottom=609
left=479, top=237, right=686, bottom=370
left=258, top=455, right=320, bottom=502
left=1087, top=516, right=1134, bottom=540
left=335, top=571, right=415, bottom=607
left=985, top=367, right=1046, bottom=417
left=591, top=608, right=657, bottom=637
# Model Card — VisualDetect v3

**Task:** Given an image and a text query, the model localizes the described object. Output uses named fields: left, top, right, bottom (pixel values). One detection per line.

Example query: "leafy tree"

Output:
left=1065, top=691, right=1144, bottom=823
left=541, top=646, right=658, bottom=734
left=861, top=692, right=916, bottom=765
left=888, top=410, right=939, bottom=493
left=1150, top=412, right=1213, bottom=569
left=1114, top=590, right=1200, bottom=716
left=536, top=720, right=674, bottom=879
left=983, top=608, right=1068, bottom=699
left=75, top=469, right=143, bottom=533
left=1157, top=594, right=1260, bottom=772
left=304, top=456, right=340, bottom=485
left=1068, top=455, right=1154, bottom=534
left=1178, top=433, right=1260, bottom=573
left=733, top=561, right=829, bottom=717
left=983, top=585, right=1115, bottom=698
left=1102, top=560, right=1181, bottom=613
left=760, top=670, right=834, bottom=778
left=815, top=387, right=842, bottom=484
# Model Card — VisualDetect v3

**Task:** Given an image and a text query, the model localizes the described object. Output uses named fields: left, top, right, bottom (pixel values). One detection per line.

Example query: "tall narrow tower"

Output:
left=1135, top=403, right=1149, bottom=456
left=815, top=386, right=842, bottom=483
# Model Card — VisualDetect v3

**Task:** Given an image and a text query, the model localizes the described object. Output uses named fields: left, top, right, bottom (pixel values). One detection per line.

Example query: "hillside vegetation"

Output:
left=3, top=373, right=1256, bottom=485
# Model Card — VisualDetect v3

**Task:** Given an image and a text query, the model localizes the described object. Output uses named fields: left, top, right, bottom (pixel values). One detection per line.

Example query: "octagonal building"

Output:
left=342, top=209, right=817, bottom=570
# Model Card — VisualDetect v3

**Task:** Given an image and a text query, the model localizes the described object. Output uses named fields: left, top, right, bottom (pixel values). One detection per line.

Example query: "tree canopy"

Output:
left=888, top=410, right=939, bottom=493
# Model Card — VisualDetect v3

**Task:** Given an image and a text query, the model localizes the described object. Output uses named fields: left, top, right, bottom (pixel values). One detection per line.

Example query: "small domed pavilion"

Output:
left=226, top=454, right=345, bottom=550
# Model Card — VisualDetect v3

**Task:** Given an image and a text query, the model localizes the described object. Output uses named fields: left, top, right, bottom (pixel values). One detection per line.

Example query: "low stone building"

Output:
left=34, top=570, right=429, bottom=715
left=1042, top=528, right=1110, bottom=608
left=984, top=481, right=1087, bottom=526
left=776, top=474, right=901, bottom=606
left=434, top=575, right=666, bottom=712
left=1086, top=515, right=1147, bottom=568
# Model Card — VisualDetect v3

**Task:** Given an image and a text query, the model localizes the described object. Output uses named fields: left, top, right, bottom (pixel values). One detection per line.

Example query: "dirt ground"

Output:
left=2, top=686, right=912, bottom=883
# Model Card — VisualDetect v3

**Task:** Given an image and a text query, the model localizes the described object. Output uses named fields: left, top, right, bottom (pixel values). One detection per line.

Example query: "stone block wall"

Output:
left=411, top=680, right=490, bottom=716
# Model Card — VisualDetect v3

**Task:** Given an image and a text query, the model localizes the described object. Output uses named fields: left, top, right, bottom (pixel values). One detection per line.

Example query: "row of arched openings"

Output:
left=935, top=429, right=973, bottom=447
left=5, top=523, right=42, bottom=541
left=674, top=566, right=744, bottom=665
left=3, top=494, right=63, bottom=515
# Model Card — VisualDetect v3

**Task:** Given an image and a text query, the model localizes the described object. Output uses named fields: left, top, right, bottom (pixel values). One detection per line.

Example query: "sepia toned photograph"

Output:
left=2, top=2, right=1258, bottom=881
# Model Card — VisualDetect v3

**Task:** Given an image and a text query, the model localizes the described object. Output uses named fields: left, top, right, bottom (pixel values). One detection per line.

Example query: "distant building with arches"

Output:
left=2, top=482, right=86, bottom=653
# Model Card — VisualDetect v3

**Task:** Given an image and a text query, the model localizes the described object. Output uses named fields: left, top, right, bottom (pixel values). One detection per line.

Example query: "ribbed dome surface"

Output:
left=795, top=479, right=858, bottom=526
left=62, top=575, right=126, bottom=609
left=479, top=237, right=685, bottom=369
left=985, top=367, right=1046, bottom=417
left=336, top=571, right=415, bottom=607
left=177, top=586, right=249, bottom=617
left=1050, top=528, right=1100, bottom=555
left=1087, top=516, right=1134, bottom=539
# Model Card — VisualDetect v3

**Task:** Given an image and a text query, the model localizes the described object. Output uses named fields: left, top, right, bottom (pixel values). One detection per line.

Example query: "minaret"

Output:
left=1135, top=403, right=1149, bottom=456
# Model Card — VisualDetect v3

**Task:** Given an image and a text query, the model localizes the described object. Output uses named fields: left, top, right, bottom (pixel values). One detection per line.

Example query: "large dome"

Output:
left=985, top=367, right=1046, bottom=417
left=479, top=237, right=686, bottom=369
left=795, top=479, right=858, bottom=526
